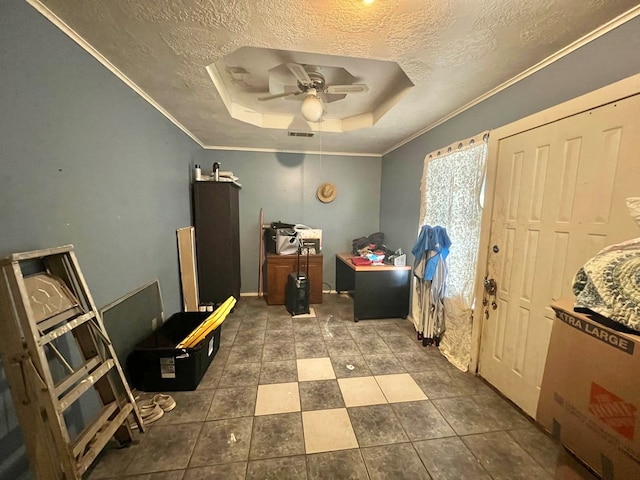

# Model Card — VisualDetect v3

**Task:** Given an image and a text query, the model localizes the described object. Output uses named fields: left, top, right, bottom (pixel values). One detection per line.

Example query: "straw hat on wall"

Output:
left=317, top=182, right=337, bottom=203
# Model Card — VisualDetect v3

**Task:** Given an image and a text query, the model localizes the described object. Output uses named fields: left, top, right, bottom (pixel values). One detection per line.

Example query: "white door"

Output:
left=478, top=93, right=640, bottom=417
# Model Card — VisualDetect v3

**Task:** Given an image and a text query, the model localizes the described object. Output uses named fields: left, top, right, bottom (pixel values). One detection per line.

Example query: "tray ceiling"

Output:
left=33, top=0, right=640, bottom=155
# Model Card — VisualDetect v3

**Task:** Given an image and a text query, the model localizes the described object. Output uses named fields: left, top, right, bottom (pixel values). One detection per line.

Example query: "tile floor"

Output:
left=86, top=294, right=598, bottom=480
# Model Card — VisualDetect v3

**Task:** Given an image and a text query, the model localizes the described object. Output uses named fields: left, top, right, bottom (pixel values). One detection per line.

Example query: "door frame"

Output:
left=469, top=72, right=640, bottom=374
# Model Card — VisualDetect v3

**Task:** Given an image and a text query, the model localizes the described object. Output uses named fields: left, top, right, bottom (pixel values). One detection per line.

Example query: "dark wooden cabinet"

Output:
left=193, top=182, right=240, bottom=304
left=264, top=253, right=323, bottom=305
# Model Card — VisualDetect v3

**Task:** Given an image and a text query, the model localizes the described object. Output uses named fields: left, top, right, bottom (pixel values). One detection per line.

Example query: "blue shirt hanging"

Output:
left=411, top=224, right=451, bottom=280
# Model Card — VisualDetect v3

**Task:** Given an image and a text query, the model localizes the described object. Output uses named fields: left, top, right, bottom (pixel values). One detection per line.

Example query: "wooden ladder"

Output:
left=0, top=245, right=144, bottom=479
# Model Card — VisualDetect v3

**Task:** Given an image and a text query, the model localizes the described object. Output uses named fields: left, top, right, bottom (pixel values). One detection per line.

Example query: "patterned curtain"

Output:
left=419, top=134, right=488, bottom=304
left=410, top=132, right=489, bottom=370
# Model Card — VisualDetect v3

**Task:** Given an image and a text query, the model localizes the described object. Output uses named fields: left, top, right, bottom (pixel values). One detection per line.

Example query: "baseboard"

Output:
left=240, top=291, right=338, bottom=297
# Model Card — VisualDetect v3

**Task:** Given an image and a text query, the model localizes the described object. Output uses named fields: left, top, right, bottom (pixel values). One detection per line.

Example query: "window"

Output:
left=420, top=135, right=488, bottom=304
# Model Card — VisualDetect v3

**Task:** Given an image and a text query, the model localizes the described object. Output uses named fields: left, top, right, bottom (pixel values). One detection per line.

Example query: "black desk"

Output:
left=335, top=253, right=411, bottom=322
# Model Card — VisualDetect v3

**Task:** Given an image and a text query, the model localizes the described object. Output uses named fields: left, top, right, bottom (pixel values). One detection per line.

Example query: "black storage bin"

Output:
left=127, top=312, right=220, bottom=391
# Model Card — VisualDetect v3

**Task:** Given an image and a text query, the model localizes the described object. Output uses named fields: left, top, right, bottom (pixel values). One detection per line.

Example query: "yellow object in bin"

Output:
left=177, top=296, right=236, bottom=348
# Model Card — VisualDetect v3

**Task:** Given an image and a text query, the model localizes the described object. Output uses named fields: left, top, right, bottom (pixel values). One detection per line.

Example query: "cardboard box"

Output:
left=537, top=299, right=640, bottom=479
left=127, top=312, right=221, bottom=391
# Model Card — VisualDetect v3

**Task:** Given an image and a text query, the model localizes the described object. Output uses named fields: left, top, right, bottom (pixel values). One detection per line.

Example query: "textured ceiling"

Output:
left=35, top=0, right=640, bottom=155
left=207, top=47, right=415, bottom=133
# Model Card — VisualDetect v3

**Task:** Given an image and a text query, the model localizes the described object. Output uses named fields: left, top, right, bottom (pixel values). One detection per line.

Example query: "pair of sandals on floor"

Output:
left=131, top=392, right=176, bottom=429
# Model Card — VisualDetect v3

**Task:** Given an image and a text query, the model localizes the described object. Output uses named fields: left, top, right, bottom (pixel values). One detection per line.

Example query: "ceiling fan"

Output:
left=258, top=63, right=369, bottom=122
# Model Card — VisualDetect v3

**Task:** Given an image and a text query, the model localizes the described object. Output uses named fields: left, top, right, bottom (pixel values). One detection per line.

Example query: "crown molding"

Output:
left=28, top=1, right=640, bottom=158
left=202, top=144, right=381, bottom=158
left=27, top=0, right=204, bottom=148
left=381, top=5, right=640, bottom=157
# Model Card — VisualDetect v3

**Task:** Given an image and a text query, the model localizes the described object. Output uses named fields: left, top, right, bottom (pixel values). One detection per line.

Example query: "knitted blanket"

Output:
left=573, top=238, right=640, bottom=332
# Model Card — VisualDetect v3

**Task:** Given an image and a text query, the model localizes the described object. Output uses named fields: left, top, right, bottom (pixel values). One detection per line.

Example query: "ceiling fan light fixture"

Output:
left=301, top=89, right=323, bottom=122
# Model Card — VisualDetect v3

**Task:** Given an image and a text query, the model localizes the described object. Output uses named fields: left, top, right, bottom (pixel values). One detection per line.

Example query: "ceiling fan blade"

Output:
left=257, top=91, right=302, bottom=101
left=287, top=62, right=312, bottom=86
left=325, top=84, right=369, bottom=95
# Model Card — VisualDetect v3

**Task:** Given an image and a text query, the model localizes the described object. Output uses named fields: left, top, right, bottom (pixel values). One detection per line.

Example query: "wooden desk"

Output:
left=264, top=253, right=323, bottom=305
left=335, top=253, right=411, bottom=322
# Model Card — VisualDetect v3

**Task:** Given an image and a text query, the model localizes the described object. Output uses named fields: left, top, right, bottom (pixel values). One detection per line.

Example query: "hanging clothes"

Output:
left=411, top=225, right=451, bottom=346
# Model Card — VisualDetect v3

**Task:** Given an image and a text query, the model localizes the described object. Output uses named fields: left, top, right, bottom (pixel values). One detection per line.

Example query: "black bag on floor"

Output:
left=286, top=244, right=310, bottom=315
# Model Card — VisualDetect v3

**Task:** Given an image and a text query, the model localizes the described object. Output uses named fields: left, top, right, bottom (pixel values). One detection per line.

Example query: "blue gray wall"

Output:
left=0, top=2, right=198, bottom=478
left=196, top=151, right=382, bottom=293
left=3, top=0, right=640, bottom=478
left=380, top=16, right=640, bottom=261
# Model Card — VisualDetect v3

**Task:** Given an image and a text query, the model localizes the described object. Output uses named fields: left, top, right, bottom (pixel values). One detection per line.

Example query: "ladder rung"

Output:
left=72, top=401, right=119, bottom=458
left=4, top=244, right=74, bottom=263
left=76, top=403, right=133, bottom=475
left=38, top=306, right=83, bottom=331
left=39, top=311, right=95, bottom=346
left=55, top=357, right=101, bottom=397
left=57, top=360, right=114, bottom=413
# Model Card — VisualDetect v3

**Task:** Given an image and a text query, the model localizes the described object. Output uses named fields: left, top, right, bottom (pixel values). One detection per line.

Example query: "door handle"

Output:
left=484, top=278, right=497, bottom=296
